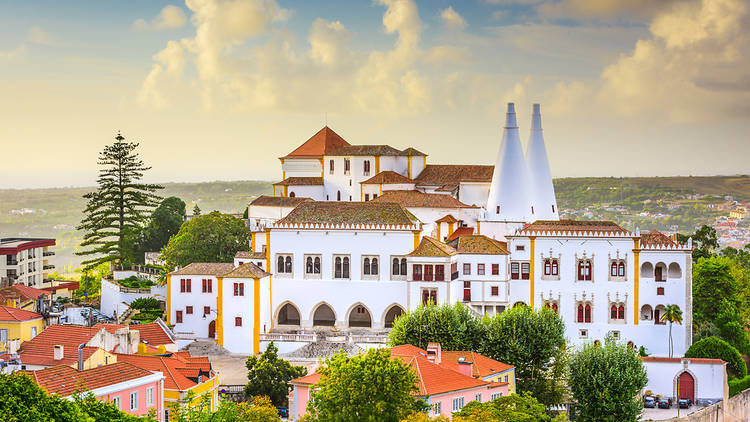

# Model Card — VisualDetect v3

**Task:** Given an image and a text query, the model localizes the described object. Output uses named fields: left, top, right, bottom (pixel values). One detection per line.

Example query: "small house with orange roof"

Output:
left=0, top=305, right=44, bottom=352
left=21, top=362, right=165, bottom=419
left=0, top=284, right=49, bottom=313
left=94, top=319, right=178, bottom=354
left=116, top=351, right=219, bottom=417
left=289, top=343, right=510, bottom=420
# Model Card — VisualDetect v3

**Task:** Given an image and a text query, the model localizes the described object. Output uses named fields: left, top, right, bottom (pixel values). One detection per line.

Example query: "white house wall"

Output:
left=282, top=158, right=322, bottom=178
left=643, top=360, right=726, bottom=403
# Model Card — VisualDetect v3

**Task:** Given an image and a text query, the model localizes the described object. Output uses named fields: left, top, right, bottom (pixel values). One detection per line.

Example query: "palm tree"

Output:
left=661, top=305, right=684, bottom=357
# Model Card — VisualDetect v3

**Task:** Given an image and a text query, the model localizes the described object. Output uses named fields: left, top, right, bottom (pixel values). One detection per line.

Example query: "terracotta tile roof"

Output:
left=282, top=126, right=350, bottom=159
left=169, top=263, right=234, bottom=277
left=408, top=237, right=457, bottom=257
left=328, top=145, right=404, bottom=156
left=447, top=235, right=509, bottom=255
left=18, top=324, right=105, bottom=366
left=445, top=227, right=474, bottom=242
left=249, top=195, right=313, bottom=207
left=640, top=357, right=725, bottom=365
left=441, top=351, right=514, bottom=378
left=435, top=214, right=458, bottom=224
left=273, top=177, right=323, bottom=186
left=93, top=322, right=175, bottom=346
left=371, top=190, right=477, bottom=208
left=0, top=306, right=42, bottom=322
left=401, top=147, right=427, bottom=156
left=390, top=346, right=489, bottom=396
left=518, top=219, right=628, bottom=234
left=223, top=262, right=269, bottom=279
left=291, top=372, right=322, bottom=386
left=640, top=230, right=679, bottom=248
left=40, top=281, right=80, bottom=293
left=21, top=362, right=155, bottom=397
left=115, top=353, right=212, bottom=391
left=361, top=171, right=414, bottom=185
left=413, top=165, right=494, bottom=189
left=10, top=284, right=47, bottom=300
left=234, top=251, right=266, bottom=259
left=276, top=201, right=420, bottom=227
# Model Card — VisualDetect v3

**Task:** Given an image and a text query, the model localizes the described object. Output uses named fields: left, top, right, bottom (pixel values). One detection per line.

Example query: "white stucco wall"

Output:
left=643, top=359, right=726, bottom=403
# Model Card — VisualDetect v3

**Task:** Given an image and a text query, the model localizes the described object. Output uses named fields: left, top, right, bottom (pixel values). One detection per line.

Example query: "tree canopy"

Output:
left=161, top=211, right=250, bottom=268
left=685, top=336, right=746, bottom=379
left=306, top=348, right=425, bottom=422
left=451, top=393, right=567, bottom=422
left=388, top=303, right=486, bottom=351
left=76, top=133, right=162, bottom=270
left=123, top=196, right=186, bottom=263
left=568, top=338, right=648, bottom=422
left=245, top=342, right=307, bottom=407
left=693, top=256, right=739, bottom=324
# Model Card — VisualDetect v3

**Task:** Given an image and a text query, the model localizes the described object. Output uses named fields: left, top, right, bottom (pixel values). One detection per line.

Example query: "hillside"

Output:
left=1, top=176, right=747, bottom=272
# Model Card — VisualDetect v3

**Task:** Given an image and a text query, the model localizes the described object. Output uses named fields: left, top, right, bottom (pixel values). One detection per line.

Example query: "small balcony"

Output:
left=43, top=264, right=55, bottom=271
left=43, top=251, right=55, bottom=257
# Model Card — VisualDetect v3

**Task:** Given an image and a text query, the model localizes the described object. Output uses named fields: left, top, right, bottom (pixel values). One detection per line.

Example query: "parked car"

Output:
left=657, top=398, right=671, bottom=409
left=644, top=396, right=656, bottom=408
left=678, top=398, right=691, bottom=409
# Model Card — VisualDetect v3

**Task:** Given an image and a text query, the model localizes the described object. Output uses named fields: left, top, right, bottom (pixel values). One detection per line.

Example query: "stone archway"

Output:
left=383, top=305, right=405, bottom=328
left=277, top=302, right=301, bottom=326
left=348, top=303, right=372, bottom=328
left=312, top=303, right=336, bottom=326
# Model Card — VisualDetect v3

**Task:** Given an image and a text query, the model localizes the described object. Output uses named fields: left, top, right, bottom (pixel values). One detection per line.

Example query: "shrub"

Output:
left=130, top=297, right=161, bottom=310
left=729, top=375, right=750, bottom=397
left=685, top=336, right=746, bottom=379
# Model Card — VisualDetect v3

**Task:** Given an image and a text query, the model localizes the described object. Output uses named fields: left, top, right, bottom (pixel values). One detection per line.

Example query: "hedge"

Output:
left=685, top=336, right=747, bottom=379
left=130, top=297, right=161, bottom=310
left=729, top=375, right=750, bottom=397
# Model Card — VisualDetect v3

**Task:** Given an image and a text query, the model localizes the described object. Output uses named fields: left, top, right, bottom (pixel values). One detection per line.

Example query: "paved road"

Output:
left=642, top=405, right=704, bottom=420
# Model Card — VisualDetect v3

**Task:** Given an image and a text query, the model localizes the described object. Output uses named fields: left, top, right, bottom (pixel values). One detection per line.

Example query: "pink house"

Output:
left=289, top=343, right=510, bottom=420
left=21, top=361, right=165, bottom=420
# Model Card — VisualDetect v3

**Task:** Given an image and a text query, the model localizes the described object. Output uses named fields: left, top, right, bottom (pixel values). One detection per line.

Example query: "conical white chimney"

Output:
left=526, top=104, right=559, bottom=221
left=486, top=103, right=531, bottom=223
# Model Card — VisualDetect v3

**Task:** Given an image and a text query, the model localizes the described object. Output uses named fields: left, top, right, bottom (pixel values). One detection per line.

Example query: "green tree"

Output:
left=123, top=197, right=186, bottom=264
left=693, top=256, right=739, bottom=324
left=161, top=211, right=250, bottom=268
left=167, top=393, right=279, bottom=422
left=193, top=204, right=201, bottom=216
left=661, top=304, right=683, bottom=358
left=388, top=303, right=487, bottom=351
left=685, top=336, right=746, bottom=379
left=678, top=225, right=719, bottom=261
left=481, top=306, right=568, bottom=406
left=73, top=393, right=155, bottom=421
left=568, top=338, right=648, bottom=422
left=451, top=393, right=567, bottom=422
left=245, top=342, right=307, bottom=407
left=307, top=348, right=426, bottom=422
left=77, top=133, right=163, bottom=271
left=714, top=299, right=750, bottom=355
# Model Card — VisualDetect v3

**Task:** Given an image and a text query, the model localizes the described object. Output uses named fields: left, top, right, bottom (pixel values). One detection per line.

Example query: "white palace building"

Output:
left=166, top=103, right=693, bottom=358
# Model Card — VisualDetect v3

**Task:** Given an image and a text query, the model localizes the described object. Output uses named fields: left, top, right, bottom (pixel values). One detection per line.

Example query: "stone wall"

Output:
left=660, top=388, right=750, bottom=422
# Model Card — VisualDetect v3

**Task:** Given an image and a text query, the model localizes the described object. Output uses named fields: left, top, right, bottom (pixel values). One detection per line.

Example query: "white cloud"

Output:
left=537, top=0, right=684, bottom=21
left=440, top=6, right=467, bottom=30
left=309, top=18, right=352, bottom=66
left=0, top=45, right=26, bottom=62
left=425, top=45, right=471, bottom=64
left=133, top=5, right=187, bottom=30
left=26, top=26, right=55, bottom=45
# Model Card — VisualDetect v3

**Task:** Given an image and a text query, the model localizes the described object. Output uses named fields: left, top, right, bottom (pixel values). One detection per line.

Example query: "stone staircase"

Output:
left=184, top=339, right=230, bottom=356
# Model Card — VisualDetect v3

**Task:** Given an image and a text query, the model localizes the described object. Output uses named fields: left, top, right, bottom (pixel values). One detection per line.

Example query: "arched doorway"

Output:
left=312, top=303, right=336, bottom=326
left=208, top=320, right=216, bottom=339
left=677, top=371, right=695, bottom=402
left=348, top=304, right=372, bottom=328
left=383, top=305, right=405, bottom=328
left=278, top=303, right=301, bottom=325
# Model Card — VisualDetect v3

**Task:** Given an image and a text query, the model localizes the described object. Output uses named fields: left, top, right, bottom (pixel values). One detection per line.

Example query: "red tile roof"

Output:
left=235, top=251, right=266, bottom=260
left=0, top=306, right=42, bottom=322
left=0, top=285, right=48, bottom=303
left=169, top=263, right=234, bottom=277
left=282, top=126, right=350, bottom=159
left=517, top=220, right=628, bottom=235
left=249, top=195, right=314, bottom=207
left=276, top=201, right=420, bottom=227
left=223, top=262, right=269, bottom=279
left=328, top=145, right=404, bottom=156
left=441, top=351, right=514, bottom=378
left=273, top=177, right=323, bottom=186
left=447, top=235, right=509, bottom=255
left=18, top=324, right=105, bottom=367
left=362, top=171, right=414, bottom=185
left=40, top=281, right=80, bottom=293
left=371, top=190, right=477, bottom=208
left=445, top=227, right=474, bottom=242
left=94, top=322, right=175, bottom=347
left=390, top=345, right=489, bottom=396
left=408, top=237, right=457, bottom=257
left=21, top=362, right=155, bottom=397
left=413, top=165, right=494, bottom=189
left=640, top=230, right=679, bottom=248
left=291, top=372, right=322, bottom=386
left=435, top=214, right=458, bottom=224
left=115, top=353, right=212, bottom=391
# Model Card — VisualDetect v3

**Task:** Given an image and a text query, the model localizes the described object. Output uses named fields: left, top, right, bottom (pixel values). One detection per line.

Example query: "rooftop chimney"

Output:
left=526, top=104, right=559, bottom=221
left=426, top=342, right=442, bottom=365
left=78, top=343, right=85, bottom=371
left=53, top=345, right=64, bottom=361
left=457, top=356, right=473, bottom=378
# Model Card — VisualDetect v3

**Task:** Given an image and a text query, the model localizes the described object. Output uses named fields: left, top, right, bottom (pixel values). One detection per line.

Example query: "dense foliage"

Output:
left=451, top=393, right=567, bottom=422
left=123, top=197, right=186, bottom=264
left=685, top=336, right=746, bottom=379
left=306, top=348, right=426, bottom=422
left=77, top=133, right=162, bottom=271
left=245, top=342, right=307, bottom=407
left=693, top=256, right=740, bottom=324
left=388, top=303, right=487, bottom=351
left=161, top=211, right=250, bottom=268
left=167, top=393, right=279, bottom=422
left=729, top=374, right=750, bottom=397
left=568, top=338, right=648, bottom=422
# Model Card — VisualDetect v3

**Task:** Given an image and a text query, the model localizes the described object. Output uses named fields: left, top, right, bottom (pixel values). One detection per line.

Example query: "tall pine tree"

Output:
left=77, top=133, right=162, bottom=270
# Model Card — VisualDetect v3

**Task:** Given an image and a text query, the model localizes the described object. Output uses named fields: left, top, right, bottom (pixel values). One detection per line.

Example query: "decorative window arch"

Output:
left=577, top=259, right=592, bottom=281
left=576, top=301, right=593, bottom=323
left=289, top=191, right=295, bottom=197
left=364, top=258, right=371, bottom=275
left=277, top=256, right=284, bottom=273
left=668, top=262, right=682, bottom=278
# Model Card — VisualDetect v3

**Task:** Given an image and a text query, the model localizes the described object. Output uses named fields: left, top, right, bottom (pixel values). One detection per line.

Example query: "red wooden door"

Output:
left=208, top=320, right=216, bottom=339
left=463, top=281, right=471, bottom=302
left=678, top=372, right=695, bottom=401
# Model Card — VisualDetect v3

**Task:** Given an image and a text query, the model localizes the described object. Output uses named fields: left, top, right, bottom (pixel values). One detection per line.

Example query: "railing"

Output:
left=43, top=265, right=55, bottom=270
left=260, top=333, right=317, bottom=342
left=43, top=251, right=55, bottom=257
left=113, top=264, right=161, bottom=275
left=119, top=287, right=152, bottom=294
left=349, top=334, right=388, bottom=344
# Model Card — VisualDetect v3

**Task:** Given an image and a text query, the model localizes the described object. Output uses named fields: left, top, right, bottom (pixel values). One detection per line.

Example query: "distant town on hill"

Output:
left=1, top=176, right=748, bottom=272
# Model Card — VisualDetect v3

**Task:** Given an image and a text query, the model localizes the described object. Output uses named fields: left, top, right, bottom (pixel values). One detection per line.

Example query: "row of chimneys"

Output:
left=425, top=342, right=472, bottom=378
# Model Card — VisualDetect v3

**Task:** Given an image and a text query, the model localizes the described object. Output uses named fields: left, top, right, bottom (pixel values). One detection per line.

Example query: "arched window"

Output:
left=364, top=161, right=370, bottom=174
left=577, top=304, right=584, bottom=322
left=611, top=305, right=617, bottom=319
left=618, top=305, right=625, bottom=319
left=544, top=260, right=551, bottom=275
left=363, top=258, right=371, bottom=275
left=306, top=257, right=313, bottom=274
left=277, top=256, right=284, bottom=273
left=371, top=258, right=378, bottom=275
left=337, top=191, right=341, bottom=201
left=551, top=260, right=558, bottom=275
left=335, top=257, right=342, bottom=278
left=610, top=262, right=618, bottom=277
left=392, top=258, right=400, bottom=275
left=400, top=258, right=407, bottom=275
left=342, top=257, right=350, bottom=278
left=285, top=256, right=292, bottom=273
left=289, top=191, right=295, bottom=197
left=618, top=262, right=625, bottom=277
left=314, top=257, right=320, bottom=273
left=584, top=304, right=591, bottom=323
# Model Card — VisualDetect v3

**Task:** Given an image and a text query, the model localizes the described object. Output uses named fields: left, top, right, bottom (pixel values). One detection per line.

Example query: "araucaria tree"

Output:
left=568, top=338, right=648, bottom=422
left=77, top=133, right=162, bottom=270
